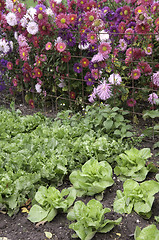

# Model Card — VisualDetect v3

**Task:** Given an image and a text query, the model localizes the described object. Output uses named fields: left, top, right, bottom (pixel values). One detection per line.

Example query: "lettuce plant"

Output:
left=69, top=158, right=114, bottom=197
left=28, top=186, right=76, bottom=223
left=113, top=179, right=159, bottom=219
left=134, top=225, right=159, bottom=240
left=114, top=148, right=156, bottom=181
left=67, top=199, right=122, bottom=240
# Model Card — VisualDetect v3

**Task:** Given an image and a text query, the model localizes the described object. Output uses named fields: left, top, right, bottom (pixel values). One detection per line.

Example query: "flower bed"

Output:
left=0, top=0, right=159, bottom=112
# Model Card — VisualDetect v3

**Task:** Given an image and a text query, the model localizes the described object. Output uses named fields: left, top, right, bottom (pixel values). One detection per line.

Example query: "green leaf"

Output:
left=28, top=205, right=49, bottom=223
left=155, top=216, right=159, bottom=222
left=156, top=174, right=159, bottom=182
left=135, top=224, right=159, bottom=240
left=134, top=226, right=141, bottom=240
left=67, top=200, right=121, bottom=240
left=103, top=120, right=113, bottom=130
left=143, top=110, right=159, bottom=119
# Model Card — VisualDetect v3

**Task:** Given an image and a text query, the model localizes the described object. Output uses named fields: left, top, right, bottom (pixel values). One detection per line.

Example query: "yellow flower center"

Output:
left=18, top=7, right=21, bottom=13
left=91, top=35, right=95, bottom=39
left=38, top=13, right=43, bottom=19
left=102, top=46, right=107, bottom=51
left=138, top=9, right=142, bottom=13
left=89, top=15, right=94, bottom=22
left=39, top=7, right=43, bottom=10
left=22, top=52, right=25, bottom=56
left=60, top=45, right=63, bottom=49
left=141, top=26, right=145, bottom=30
left=124, top=10, right=128, bottom=15
left=139, top=14, right=144, bottom=21
left=61, top=18, right=66, bottom=24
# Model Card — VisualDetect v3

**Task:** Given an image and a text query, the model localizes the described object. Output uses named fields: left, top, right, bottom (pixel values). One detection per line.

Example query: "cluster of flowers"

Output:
left=0, top=0, right=159, bottom=109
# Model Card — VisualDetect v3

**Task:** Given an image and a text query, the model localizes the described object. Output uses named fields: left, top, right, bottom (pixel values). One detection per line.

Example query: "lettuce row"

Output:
left=113, top=179, right=159, bottom=219
left=69, top=158, right=114, bottom=197
left=67, top=199, right=122, bottom=240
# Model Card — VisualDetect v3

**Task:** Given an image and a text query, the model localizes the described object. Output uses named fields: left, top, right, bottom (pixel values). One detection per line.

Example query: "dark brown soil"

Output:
left=0, top=103, right=159, bottom=240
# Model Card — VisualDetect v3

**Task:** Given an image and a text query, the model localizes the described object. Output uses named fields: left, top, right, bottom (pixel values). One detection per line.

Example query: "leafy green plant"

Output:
left=134, top=225, right=159, bottom=240
left=114, top=148, right=156, bottom=181
left=82, top=104, right=134, bottom=139
left=0, top=107, right=132, bottom=215
left=113, top=179, right=159, bottom=219
left=142, top=110, right=159, bottom=155
left=69, top=158, right=114, bottom=197
left=28, top=186, right=76, bottom=223
left=67, top=199, right=122, bottom=240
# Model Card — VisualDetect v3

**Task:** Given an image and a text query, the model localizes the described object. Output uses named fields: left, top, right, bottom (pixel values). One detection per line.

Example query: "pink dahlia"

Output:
left=19, top=47, right=30, bottom=61
left=148, top=93, right=158, bottom=104
left=96, top=80, right=112, bottom=101
left=127, top=98, right=136, bottom=107
left=87, top=32, right=97, bottom=44
left=131, top=69, right=141, bottom=80
left=56, top=42, right=66, bottom=52
left=135, top=23, right=150, bottom=34
left=45, top=42, right=52, bottom=50
left=119, top=39, right=127, bottom=51
left=84, top=11, right=97, bottom=27
left=122, top=6, right=131, bottom=20
left=91, top=69, right=101, bottom=79
left=124, top=28, right=134, bottom=40
left=7, top=62, right=13, bottom=70
left=56, top=13, right=69, bottom=29
left=80, top=58, right=89, bottom=67
left=88, top=87, right=97, bottom=103
left=118, top=22, right=126, bottom=33
left=98, top=42, right=112, bottom=56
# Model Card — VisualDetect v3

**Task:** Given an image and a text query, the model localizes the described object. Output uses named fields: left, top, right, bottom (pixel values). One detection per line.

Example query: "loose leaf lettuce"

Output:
left=134, top=225, right=159, bottom=240
left=69, top=158, right=114, bottom=197
left=114, top=148, right=155, bottom=181
left=113, top=179, right=159, bottom=218
left=28, top=186, right=76, bottom=223
left=67, top=199, right=122, bottom=240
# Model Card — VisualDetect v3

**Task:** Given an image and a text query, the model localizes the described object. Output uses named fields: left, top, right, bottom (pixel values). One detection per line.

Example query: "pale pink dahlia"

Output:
left=98, top=42, right=112, bottom=56
left=96, top=80, right=112, bottom=101
left=45, top=42, right=52, bottom=50
left=148, top=93, right=158, bottom=104
left=56, top=42, right=66, bottom=52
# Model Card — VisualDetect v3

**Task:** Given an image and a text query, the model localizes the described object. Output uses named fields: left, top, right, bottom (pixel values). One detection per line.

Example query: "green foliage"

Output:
left=28, top=186, right=76, bottom=223
left=69, top=158, right=114, bottom=197
left=114, top=148, right=156, bottom=181
left=142, top=110, right=159, bottom=152
left=82, top=104, right=133, bottom=139
left=134, top=225, right=159, bottom=240
left=0, top=106, right=132, bottom=215
left=143, top=110, right=159, bottom=120
left=67, top=199, right=122, bottom=240
left=113, top=179, right=159, bottom=219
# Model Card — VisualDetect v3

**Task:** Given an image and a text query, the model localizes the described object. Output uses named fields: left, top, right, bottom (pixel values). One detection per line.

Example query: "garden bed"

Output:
left=0, top=105, right=159, bottom=240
